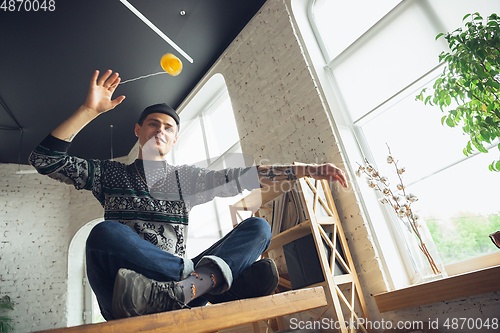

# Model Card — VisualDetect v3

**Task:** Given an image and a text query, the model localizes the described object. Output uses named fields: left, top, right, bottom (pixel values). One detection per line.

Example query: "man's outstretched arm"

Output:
left=257, top=164, right=348, bottom=188
left=51, top=70, right=125, bottom=142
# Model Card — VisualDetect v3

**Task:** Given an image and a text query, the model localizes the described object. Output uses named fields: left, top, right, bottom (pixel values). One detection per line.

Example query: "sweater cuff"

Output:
left=39, top=134, right=72, bottom=153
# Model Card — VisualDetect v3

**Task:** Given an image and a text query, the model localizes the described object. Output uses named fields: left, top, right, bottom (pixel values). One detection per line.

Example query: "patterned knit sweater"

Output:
left=29, top=135, right=260, bottom=258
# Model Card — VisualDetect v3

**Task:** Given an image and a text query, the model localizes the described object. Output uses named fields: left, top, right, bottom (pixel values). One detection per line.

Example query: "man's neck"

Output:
left=138, top=150, right=168, bottom=162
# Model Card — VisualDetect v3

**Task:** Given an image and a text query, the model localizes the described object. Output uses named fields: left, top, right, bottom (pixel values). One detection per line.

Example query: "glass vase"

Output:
left=399, top=217, right=447, bottom=284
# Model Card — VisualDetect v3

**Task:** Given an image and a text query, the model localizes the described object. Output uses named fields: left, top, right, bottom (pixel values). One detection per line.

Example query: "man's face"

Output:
left=135, top=113, right=178, bottom=159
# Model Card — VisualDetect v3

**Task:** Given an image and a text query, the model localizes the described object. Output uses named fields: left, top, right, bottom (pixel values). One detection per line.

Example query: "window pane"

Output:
left=203, top=91, right=240, bottom=160
left=359, top=82, right=470, bottom=185
left=315, top=0, right=401, bottom=59
left=173, top=118, right=207, bottom=166
left=186, top=201, right=221, bottom=258
left=359, top=75, right=500, bottom=265
left=330, top=1, right=446, bottom=121
left=407, top=152, right=500, bottom=265
left=427, top=0, right=500, bottom=34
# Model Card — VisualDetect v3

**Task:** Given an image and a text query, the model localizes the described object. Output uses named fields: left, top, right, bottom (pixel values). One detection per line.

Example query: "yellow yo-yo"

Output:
left=160, top=53, right=183, bottom=76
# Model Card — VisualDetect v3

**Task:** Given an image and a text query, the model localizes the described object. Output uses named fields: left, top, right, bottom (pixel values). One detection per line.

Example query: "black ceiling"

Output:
left=0, top=0, right=266, bottom=165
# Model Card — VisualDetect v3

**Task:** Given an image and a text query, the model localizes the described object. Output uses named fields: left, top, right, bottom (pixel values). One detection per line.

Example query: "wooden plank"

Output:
left=333, top=274, right=353, bottom=285
left=278, top=276, right=292, bottom=289
left=37, top=287, right=327, bottom=333
left=267, top=220, right=311, bottom=251
left=375, top=265, right=500, bottom=313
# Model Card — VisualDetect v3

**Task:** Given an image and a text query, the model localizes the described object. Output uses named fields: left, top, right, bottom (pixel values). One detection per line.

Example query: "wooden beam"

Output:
left=37, top=287, right=327, bottom=333
left=268, top=220, right=311, bottom=251
left=375, top=265, right=500, bottom=313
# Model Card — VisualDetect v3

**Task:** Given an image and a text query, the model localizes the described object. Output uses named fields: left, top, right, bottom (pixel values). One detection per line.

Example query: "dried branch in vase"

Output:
left=356, top=147, right=441, bottom=275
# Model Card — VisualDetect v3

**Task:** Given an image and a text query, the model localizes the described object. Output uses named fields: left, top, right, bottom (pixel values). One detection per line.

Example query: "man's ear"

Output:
left=134, top=123, right=141, bottom=137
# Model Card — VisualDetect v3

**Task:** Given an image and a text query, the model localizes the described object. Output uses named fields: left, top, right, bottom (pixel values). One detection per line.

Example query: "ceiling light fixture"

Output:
left=119, top=0, right=193, bottom=63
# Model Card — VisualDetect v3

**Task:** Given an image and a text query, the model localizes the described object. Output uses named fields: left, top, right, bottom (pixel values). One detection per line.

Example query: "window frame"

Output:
left=305, top=0, right=500, bottom=287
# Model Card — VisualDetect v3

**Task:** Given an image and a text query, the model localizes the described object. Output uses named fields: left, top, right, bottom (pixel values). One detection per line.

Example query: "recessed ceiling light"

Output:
left=180, top=10, right=186, bottom=16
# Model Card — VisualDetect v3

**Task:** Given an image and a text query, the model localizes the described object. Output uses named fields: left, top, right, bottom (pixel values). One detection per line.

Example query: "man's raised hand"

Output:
left=84, top=70, right=126, bottom=115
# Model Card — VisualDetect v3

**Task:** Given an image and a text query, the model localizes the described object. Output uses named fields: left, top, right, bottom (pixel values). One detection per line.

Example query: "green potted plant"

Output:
left=416, top=12, right=500, bottom=171
left=0, top=295, right=14, bottom=333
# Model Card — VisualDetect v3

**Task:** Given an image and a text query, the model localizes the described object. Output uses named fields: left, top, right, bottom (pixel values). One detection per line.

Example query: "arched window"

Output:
left=172, top=73, right=247, bottom=258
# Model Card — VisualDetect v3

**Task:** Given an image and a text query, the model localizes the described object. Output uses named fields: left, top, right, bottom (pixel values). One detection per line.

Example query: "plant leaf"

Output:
left=445, top=116, right=455, bottom=127
left=441, top=115, right=447, bottom=125
left=445, top=95, right=451, bottom=106
left=0, top=303, right=14, bottom=310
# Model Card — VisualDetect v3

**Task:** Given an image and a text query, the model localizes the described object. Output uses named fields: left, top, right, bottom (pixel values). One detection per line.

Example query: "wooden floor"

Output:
left=36, top=287, right=327, bottom=333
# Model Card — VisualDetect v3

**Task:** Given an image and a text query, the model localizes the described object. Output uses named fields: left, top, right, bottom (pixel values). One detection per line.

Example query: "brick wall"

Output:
left=0, top=164, right=71, bottom=332
left=0, top=162, right=102, bottom=332
left=214, top=0, right=386, bottom=322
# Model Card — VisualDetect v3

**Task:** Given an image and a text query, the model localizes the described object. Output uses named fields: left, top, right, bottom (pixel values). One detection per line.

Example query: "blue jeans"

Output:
left=85, top=217, right=271, bottom=320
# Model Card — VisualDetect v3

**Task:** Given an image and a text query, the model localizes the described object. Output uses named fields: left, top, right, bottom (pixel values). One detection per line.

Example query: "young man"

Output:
left=30, top=70, right=348, bottom=320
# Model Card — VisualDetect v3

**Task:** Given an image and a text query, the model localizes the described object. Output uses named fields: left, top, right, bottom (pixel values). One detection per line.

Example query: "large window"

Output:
left=311, top=0, right=500, bottom=283
left=172, top=74, right=246, bottom=258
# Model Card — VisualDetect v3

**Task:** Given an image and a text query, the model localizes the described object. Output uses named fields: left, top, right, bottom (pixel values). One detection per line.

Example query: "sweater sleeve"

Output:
left=183, top=165, right=261, bottom=207
left=28, top=135, right=102, bottom=195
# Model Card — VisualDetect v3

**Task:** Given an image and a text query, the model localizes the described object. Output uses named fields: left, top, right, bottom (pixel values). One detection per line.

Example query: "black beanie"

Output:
left=138, top=103, right=181, bottom=131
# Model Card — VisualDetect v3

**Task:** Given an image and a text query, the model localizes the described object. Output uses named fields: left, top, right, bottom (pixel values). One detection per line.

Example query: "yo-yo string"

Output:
left=119, top=71, right=168, bottom=85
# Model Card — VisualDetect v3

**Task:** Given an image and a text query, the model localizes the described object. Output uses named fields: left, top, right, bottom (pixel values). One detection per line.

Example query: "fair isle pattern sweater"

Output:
left=29, top=135, right=260, bottom=258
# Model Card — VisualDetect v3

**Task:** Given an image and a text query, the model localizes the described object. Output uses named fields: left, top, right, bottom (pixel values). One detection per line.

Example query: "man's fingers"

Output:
left=108, top=76, right=121, bottom=91
left=337, top=174, right=348, bottom=188
left=112, top=95, right=126, bottom=107
left=105, top=72, right=120, bottom=88
left=333, top=168, right=347, bottom=188
left=90, top=70, right=100, bottom=88
left=325, top=164, right=348, bottom=188
left=97, top=69, right=113, bottom=87
left=338, top=171, right=348, bottom=188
